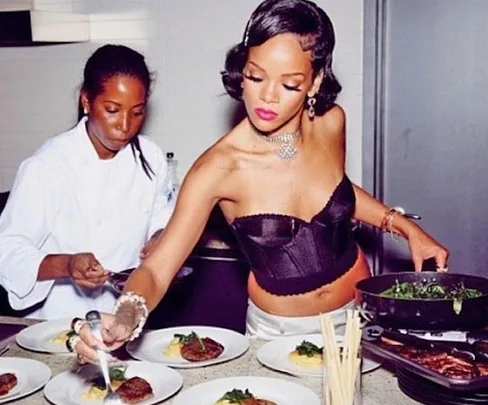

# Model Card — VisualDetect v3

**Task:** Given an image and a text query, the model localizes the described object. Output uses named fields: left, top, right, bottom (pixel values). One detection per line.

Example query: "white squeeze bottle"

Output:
left=166, top=152, right=180, bottom=193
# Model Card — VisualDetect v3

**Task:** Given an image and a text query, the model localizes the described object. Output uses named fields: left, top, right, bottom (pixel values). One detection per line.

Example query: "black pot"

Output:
left=355, top=272, right=488, bottom=330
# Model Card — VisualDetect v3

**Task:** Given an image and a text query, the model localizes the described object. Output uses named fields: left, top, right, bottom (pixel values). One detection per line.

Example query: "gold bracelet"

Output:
left=380, top=207, right=403, bottom=241
left=380, top=208, right=397, bottom=232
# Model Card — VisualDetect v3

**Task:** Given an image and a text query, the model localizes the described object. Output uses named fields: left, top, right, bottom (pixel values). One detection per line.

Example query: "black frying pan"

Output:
left=355, top=272, right=488, bottom=331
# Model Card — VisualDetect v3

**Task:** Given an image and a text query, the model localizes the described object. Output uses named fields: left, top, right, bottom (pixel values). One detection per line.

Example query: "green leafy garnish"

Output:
left=90, top=366, right=126, bottom=390
left=174, top=332, right=198, bottom=345
left=175, top=331, right=206, bottom=351
left=295, top=340, right=323, bottom=357
left=109, top=366, right=127, bottom=381
left=218, top=389, right=254, bottom=403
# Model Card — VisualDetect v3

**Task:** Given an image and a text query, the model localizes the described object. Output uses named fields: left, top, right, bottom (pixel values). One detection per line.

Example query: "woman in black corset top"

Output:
left=73, top=0, right=448, bottom=359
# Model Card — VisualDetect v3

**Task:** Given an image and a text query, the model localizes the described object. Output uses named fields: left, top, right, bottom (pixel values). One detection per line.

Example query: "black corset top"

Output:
left=230, top=175, right=358, bottom=295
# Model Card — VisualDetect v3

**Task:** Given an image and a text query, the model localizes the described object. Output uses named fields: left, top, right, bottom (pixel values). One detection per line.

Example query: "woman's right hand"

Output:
left=75, top=312, right=133, bottom=364
left=68, top=253, right=109, bottom=288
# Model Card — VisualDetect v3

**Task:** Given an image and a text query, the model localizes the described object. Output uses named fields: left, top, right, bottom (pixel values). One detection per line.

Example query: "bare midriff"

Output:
left=248, top=247, right=371, bottom=317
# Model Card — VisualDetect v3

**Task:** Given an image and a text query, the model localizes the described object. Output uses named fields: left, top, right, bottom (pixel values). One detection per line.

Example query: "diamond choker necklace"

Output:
left=254, top=128, right=301, bottom=160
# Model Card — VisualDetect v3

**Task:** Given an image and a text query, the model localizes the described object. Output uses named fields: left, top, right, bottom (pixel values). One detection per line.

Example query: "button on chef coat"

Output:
left=0, top=118, right=175, bottom=319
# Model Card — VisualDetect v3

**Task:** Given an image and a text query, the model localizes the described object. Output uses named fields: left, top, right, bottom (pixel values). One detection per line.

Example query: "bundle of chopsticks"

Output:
left=320, top=310, right=362, bottom=405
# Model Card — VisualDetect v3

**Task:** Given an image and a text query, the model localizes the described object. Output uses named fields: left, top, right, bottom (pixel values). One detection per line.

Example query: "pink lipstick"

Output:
left=255, top=108, right=278, bottom=121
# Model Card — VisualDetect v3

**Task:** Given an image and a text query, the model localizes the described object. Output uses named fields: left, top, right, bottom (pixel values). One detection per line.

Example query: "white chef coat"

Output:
left=0, top=118, right=175, bottom=319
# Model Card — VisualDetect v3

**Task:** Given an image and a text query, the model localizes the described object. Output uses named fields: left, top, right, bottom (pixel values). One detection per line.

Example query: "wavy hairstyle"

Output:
left=221, top=0, right=341, bottom=116
left=77, top=44, right=155, bottom=179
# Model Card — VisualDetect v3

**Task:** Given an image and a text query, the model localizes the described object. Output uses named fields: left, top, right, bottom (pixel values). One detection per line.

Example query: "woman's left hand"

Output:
left=407, top=227, right=449, bottom=272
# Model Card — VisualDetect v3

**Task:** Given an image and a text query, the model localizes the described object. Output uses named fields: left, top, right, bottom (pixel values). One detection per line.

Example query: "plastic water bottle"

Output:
left=166, top=152, right=180, bottom=193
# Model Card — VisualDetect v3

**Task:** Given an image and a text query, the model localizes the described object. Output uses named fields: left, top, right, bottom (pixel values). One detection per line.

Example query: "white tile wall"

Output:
left=0, top=0, right=159, bottom=191
left=0, top=0, right=364, bottom=191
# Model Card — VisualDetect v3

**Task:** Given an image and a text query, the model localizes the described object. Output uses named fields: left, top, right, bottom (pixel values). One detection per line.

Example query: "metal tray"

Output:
left=362, top=337, right=488, bottom=391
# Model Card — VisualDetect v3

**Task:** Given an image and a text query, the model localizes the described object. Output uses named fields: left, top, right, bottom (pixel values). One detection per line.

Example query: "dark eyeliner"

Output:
left=244, top=74, right=263, bottom=82
left=283, top=84, right=301, bottom=91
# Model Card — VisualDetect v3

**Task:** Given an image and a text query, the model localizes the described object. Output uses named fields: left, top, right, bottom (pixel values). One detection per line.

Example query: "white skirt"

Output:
left=246, top=299, right=355, bottom=340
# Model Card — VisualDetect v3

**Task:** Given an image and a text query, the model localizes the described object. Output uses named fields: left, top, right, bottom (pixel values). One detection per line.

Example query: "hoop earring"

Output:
left=307, top=97, right=316, bottom=119
left=83, top=107, right=88, bottom=115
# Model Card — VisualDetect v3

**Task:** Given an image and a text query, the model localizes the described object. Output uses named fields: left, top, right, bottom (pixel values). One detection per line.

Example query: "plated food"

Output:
left=127, top=326, right=249, bottom=368
left=288, top=340, right=323, bottom=368
left=43, top=360, right=183, bottom=405
left=215, top=388, right=276, bottom=405
left=81, top=366, right=130, bottom=401
left=0, top=357, right=51, bottom=404
left=172, top=376, right=320, bottom=405
left=49, top=329, right=73, bottom=345
left=81, top=365, right=155, bottom=403
left=163, top=331, right=224, bottom=362
left=16, top=318, right=74, bottom=353
left=257, top=334, right=380, bottom=378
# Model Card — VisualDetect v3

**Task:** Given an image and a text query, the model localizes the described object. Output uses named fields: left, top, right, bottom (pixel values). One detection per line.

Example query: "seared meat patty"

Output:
left=116, top=376, right=153, bottom=404
left=181, top=337, right=224, bottom=361
left=0, top=373, right=17, bottom=396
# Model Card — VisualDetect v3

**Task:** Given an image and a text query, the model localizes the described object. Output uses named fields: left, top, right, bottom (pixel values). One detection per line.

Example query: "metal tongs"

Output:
left=107, top=268, right=135, bottom=294
left=85, top=310, right=121, bottom=404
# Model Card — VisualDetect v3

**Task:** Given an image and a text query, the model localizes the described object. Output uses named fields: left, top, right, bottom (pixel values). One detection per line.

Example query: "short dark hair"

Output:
left=78, top=44, right=155, bottom=178
left=221, top=0, right=341, bottom=116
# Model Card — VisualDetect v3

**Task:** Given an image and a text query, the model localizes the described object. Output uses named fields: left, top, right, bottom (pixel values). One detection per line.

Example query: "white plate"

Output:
left=0, top=357, right=52, bottom=403
left=43, top=360, right=183, bottom=405
left=173, top=376, right=320, bottom=405
left=127, top=326, right=249, bottom=368
left=16, top=318, right=73, bottom=354
left=257, top=333, right=381, bottom=378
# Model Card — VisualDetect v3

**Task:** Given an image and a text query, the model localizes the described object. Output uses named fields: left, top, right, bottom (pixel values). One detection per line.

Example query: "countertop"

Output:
left=0, top=316, right=421, bottom=404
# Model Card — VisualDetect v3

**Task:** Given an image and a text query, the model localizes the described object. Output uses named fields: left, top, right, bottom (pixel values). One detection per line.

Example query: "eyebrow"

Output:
left=102, top=101, right=146, bottom=108
left=247, top=61, right=306, bottom=78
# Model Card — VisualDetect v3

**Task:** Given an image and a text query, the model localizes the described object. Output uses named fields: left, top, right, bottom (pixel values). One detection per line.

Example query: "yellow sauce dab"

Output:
left=288, top=350, right=324, bottom=367
left=80, top=386, right=107, bottom=401
left=215, top=400, right=233, bottom=405
left=163, top=337, right=182, bottom=357
left=49, top=330, right=70, bottom=345
left=80, top=377, right=125, bottom=400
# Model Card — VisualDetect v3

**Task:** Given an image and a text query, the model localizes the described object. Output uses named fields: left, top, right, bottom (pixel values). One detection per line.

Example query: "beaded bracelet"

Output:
left=113, top=291, right=149, bottom=342
left=70, top=317, right=85, bottom=335
left=66, top=334, right=81, bottom=353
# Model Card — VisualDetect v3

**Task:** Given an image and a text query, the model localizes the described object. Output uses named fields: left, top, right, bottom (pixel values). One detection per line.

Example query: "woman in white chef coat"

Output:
left=0, top=44, right=175, bottom=319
